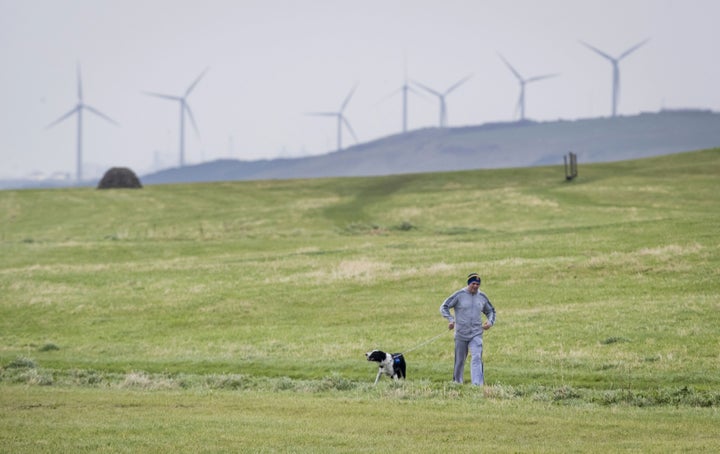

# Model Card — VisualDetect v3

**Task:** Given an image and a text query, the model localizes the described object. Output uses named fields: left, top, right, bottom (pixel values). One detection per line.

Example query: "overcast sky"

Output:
left=1, top=0, right=719, bottom=180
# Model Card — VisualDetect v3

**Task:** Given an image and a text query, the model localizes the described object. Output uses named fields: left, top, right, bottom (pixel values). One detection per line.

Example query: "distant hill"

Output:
left=4, top=110, right=719, bottom=190
left=142, top=110, right=720, bottom=185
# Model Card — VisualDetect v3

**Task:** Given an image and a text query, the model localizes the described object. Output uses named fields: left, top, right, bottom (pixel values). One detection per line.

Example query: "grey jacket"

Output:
left=440, top=288, right=496, bottom=341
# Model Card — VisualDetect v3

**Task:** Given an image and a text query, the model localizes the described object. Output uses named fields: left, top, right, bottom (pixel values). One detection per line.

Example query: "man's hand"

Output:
left=483, top=321, right=492, bottom=330
left=448, top=321, right=455, bottom=330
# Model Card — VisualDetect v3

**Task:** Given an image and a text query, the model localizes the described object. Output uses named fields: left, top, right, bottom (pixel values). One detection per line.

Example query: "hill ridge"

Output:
left=142, top=109, right=720, bottom=185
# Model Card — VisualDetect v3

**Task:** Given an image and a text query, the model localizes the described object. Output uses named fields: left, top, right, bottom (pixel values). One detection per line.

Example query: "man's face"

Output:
left=468, top=282, right=480, bottom=294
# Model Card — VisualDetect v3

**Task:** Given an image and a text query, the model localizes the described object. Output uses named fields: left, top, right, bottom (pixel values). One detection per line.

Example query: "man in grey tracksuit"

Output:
left=440, top=273, right=496, bottom=385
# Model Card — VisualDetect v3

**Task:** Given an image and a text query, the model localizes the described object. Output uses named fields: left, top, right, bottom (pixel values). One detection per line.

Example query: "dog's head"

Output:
left=365, top=350, right=387, bottom=363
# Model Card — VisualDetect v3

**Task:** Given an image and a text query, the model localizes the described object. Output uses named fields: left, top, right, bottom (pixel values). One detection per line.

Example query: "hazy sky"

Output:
left=1, top=0, right=719, bottom=180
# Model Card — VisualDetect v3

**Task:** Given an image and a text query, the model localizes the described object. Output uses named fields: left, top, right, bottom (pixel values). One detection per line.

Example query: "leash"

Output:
left=400, top=330, right=450, bottom=355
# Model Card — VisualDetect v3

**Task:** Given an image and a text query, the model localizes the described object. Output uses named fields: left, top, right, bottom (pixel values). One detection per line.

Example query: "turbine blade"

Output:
left=580, top=41, right=614, bottom=61
left=498, top=54, right=523, bottom=81
left=305, top=111, right=337, bottom=117
left=619, top=38, right=650, bottom=60
left=378, top=86, right=403, bottom=104
left=185, top=104, right=200, bottom=137
left=341, top=116, right=358, bottom=142
left=406, top=85, right=430, bottom=101
left=526, top=73, right=559, bottom=84
left=375, top=82, right=428, bottom=106
left=412, top=80, right=441, bottom=97
left=185, top=67, right=209, bottom=97
left=341, top=83, right=359, bottom=112
left=84, top=105, right=119, bottom=126
left=403, top=52, right=408, bottom=80
left=445, top=74, right=473, bottom=95
left=76, top=63, right=83, bottom=102
left=144, top=91, right=182, bottom=102
left=45, top=106, right=78, bottom=129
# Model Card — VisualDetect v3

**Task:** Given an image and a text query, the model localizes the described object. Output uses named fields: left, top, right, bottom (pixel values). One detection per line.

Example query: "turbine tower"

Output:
left=400, top=74, right=411, bottom=133
left=379, top=66, right=424, bottom=134
left=498, top=54, right=557, bottom=121
left=580, top=39, right=649, bottom=117
left=394, top=57, right=423, bottom=133
left=46, top=64, right=118, bottom=183
left=413, top=75, right=472, bottom=128
left=144, top=68, right=208, bottom=167
left=400, top=55, right=410, bottom=133
left=307, top=84, right=358, bottom=151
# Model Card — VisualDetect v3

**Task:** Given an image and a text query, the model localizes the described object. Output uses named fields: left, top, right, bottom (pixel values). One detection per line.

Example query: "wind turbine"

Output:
left=46, top=64, right=118, bottom=183
left=580, top=39, right=649, bottom=117
left=413, top=75, right=472, bottom=128
left=307, top=84, right=358, bottom=151
left=498, top=54, right=558, bottom=121
left=144, top=68, right=208, bottom=167
left=379, top=57, right=424, bottom=133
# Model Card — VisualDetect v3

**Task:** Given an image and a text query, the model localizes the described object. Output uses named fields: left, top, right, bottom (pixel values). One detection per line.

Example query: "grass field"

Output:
left=1, top=149, right=719, bottom=452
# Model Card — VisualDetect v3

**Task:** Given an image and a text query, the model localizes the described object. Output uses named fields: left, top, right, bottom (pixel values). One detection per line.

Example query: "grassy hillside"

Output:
left=2, top=149, right=719, bottom=452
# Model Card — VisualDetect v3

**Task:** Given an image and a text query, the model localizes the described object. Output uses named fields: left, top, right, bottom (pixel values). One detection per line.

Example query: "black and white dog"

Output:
left=365, top=350, right=406, bottom=385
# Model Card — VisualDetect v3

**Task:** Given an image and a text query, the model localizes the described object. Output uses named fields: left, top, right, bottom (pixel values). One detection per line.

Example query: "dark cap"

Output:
left=467, top=273, right=481, bottom=285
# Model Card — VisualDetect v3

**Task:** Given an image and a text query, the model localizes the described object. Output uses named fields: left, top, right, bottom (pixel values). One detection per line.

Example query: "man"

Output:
left=439, top=273, right=496, bottom=385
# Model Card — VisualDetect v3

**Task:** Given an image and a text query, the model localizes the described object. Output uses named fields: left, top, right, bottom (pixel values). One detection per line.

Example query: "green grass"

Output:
left=3, top=386, right=719, bottom=453
left=1, top=148, right=720, bottom=452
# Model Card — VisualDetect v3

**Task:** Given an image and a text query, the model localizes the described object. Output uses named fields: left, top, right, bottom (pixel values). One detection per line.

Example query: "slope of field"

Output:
left=1, top=149, right=719, bottom=452
left=2, top=148, right=719, bottom=385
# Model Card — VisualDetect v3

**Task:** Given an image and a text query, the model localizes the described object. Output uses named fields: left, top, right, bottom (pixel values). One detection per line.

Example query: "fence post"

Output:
left=565, top=152, right=578, bottom=181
